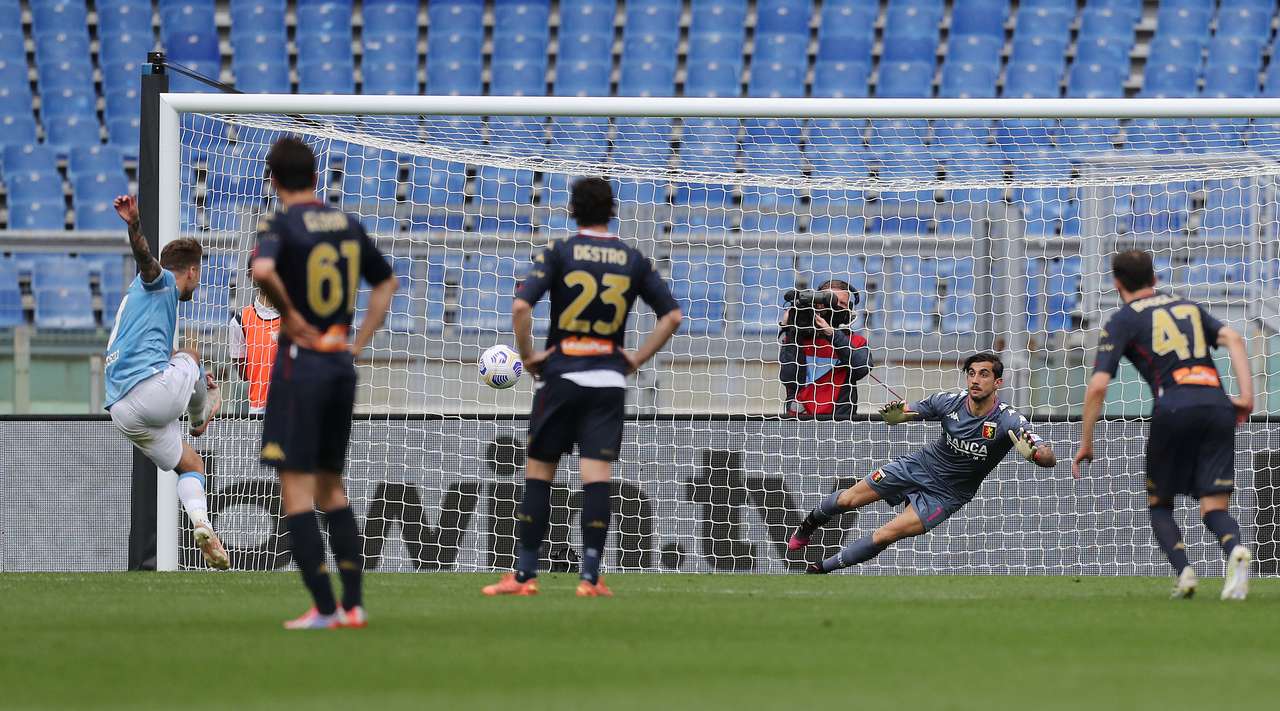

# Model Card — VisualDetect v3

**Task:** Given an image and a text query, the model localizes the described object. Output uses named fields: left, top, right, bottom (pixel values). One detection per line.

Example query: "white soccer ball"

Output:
left=479, top=344, right=523, bottom=389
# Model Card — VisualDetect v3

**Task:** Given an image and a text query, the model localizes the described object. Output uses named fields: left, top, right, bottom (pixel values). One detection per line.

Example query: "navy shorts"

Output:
left=1146, top=404, right=1236, bottom=500
left=527, top=377, right=625, bottom=462
left=865, top=457, right=970, bottom=531
left=260, top=345, right=357, bottom=474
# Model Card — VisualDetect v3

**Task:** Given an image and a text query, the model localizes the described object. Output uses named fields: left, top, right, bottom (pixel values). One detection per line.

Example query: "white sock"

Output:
left=177, top=472, right=210, bottom=528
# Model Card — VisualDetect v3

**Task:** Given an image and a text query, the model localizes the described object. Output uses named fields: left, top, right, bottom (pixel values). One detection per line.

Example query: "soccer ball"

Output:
left=479, top=345, right=523, bottom=389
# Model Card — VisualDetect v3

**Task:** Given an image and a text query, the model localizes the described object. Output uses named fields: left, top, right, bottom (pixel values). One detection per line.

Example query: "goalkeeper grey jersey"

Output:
left=905, top=390, right=1042, bottom=500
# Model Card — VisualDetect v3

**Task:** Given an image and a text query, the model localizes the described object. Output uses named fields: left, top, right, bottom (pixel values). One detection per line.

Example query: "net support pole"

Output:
left=129, top=57, right=169, bottom=571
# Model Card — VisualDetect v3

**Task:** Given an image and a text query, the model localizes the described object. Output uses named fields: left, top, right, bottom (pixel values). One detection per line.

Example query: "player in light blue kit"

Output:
left=789, top=352, right=1058, bottom=573
left=105, top=195, right=228, bottom=569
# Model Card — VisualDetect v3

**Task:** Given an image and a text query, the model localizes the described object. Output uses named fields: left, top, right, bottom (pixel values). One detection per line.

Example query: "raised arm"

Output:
left=1218, top=325, right=1254, bottom=423
left=113, top=195, right=160, bottom=283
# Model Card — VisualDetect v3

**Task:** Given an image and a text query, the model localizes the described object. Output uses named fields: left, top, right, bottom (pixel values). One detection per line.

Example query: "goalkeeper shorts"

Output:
left=1146, top=404, right=1236, bottom=499
left=108, top=352, right=201, bottom=472
left=865, top=459, right=970, bottom=532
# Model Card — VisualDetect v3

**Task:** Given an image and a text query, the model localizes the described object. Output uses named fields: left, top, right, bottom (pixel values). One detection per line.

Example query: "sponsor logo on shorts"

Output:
left=871, top=470, right=884, bottom=483
left=982, top=422, right=997, bottom=439
left=927, top=506, right=944, bottom=522
left=261, top=442, right=285, bottom=461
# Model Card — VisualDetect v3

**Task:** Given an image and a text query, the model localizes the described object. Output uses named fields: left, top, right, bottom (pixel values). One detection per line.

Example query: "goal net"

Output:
left=166, top=96, right=1280, bottom=576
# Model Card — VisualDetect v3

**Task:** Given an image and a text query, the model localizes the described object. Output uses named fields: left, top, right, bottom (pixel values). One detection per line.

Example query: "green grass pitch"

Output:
left=1, top=573, right=1277, bottom=710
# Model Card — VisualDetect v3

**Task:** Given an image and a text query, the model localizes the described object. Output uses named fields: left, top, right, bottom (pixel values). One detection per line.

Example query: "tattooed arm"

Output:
left=113, top=195, right=161, bottom=283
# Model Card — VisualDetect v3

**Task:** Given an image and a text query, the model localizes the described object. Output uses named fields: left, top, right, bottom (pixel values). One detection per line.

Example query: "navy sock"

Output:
left=286, top=512, right=337, bottom=615
left=515, top=479, right=551, bottom=582
left=324, top=506, right=363, bottom=610
left=580, top=482, right=611, bottom=584
left=820, top=533, right=888, bottom=572
left=1149, top=505, right=1190, bottom=574
left=799, top=490, right=847, bottom=536
left=1202, top=510, right=1242, bottom=557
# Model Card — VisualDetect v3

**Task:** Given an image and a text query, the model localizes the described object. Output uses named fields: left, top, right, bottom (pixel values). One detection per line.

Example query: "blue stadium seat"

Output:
left=1003, top=61, right=1062, bottom=97
left=73, top=172, right=129, bottom=229
left=625, top=0, right=679, bottom=36
left=427, top=60, right=482, bottom=95
left=1155, top=5, right=1211, bottom=41
left=0, top=60, right=32, bottom=109
left=1216, top=4, right=1274, bottom=41
left=798, top=255, right=873, bottom=299
left=739, top=253, right=795, bottom=334
left=490, top=59, right=547, bottom=95
left=820, top=0, right=878, bottom=33
left=234, top=60, right=292, bottom=93
left=951, top=0, right=1009, bottom=38
left=558, top=31, right=613, bottom=64
left=3, top=144, right=58, bottom=176
left=0, top=259, right=21, bottom=326
left=168, top=60, right=222, bottom=93
left=1074, top=36, right=1131, bottom=67
left=1202, top=63, right=1259, bottom=97
left=1019, top=0, right=1074, bottom=9
left=68, top=146, right=124, bottom=180
left=690, top=0, right=747, bottom=32
left=45, top=114, right=102, bottom=150
left=1067, top=62, right=1125, bottom=98
left=817, top=30, right=872, bottom=65
left=363, top=61, right=418, bottom=95
left=165, top=28, right=220, bottom=65
left=940, top=61, right=999, bottom=98
left=881, top=35, right=937, bottom=64
left=749, top=61, right=805, bottom=98
left=429, top=29, right=483, bottom=67
left=1014, top=5, right=1072, bottom=39
left=228, top=0, right=286, bottom=31
left=362, top=0, right=419, bottom=38
left=688, top=29, right=746, bottom=64
left=293, top=0, right=354, bottom=33
left=1207, top=36, right=1264, bottom=71
left=428, top=1, right=484, bottom=34
left=458, top=254, right=519, bottom=332
left=1265, top=61, right=1280, bottom=96
left=932, top=119, right=992, bottom=150
left=669, top=252, right=727, bottom=335
left=756, top=0, right=811, bottom=36
left=560, top=0, right=616, bottom=37
left=475, top=165, right=535, bottom=205
left=684, top=59, right=742, bottom=97
left=743, top=117, right=803, bottom=147
left=232, top=31, right=289, bottom=68
left=1147, top=36, right=1205, bottom=70
left=618, top=58, right=675, bottom=96
left=34, top=287, right=95, bottom=329
left=0, top=112, right=38, bottom=147
left=176, top=254, right=233, bottom=326
left=102, top=61, right=143, bottom=111
left=298, top=61, right=356, bottom=94
left=493, top=0, right=551, bottom=36
left=341, top=147, right=400, bottom=201
left=948, top=34, right=1002, bottom=65
left=624, top=31, right=678, bottom=64
left=31, top=1, right=89, bottom=33
left=365, top=32, right=417, bottom=67
left=8, top=200, right=66, bottom=230
left=934, top=257, right=976, bottom=333
left=555, top=60, right=611, bottom=96
left=741, top=143, right=803, bottom=209
left=1082, top=0, right=1141, bottom=25
left=1182, top=118, right=1248, bottom=153
left=877, top=61, right=934, bottom=97
left=886, top=256, right=936, bottom=333
left=0, top=0, right=19, bottom=32
left=99, top=31, right=153, bottom=68
left=492, top=29, right=550, bottom=64
left=108, top=117, right=141, bottom=157
left=754, top=32, right=808, bottom=66
left=1010, top=35, right=1068, bottom=65
left=297, top=31, right=353, bottom=64
left=884, top=0, right=943, bottom=39
left=1143, top=63, right=1198, bottom=97
left=407, top=156, right=466, bottom=209
left=812, top=60, right=870, bottom=97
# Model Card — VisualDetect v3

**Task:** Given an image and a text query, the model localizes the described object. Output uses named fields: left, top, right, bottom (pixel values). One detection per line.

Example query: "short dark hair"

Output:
left=266, top=136, right=317, bottom=191
left=963, top=351, right=1004, bottom=378
left=817, top=278, right=850, bottom=292
left=1112, top=249, right=1156, bottom=292
left=160, top=238, right=203, bottom=271
left=569, top=177, right=614, bottom=227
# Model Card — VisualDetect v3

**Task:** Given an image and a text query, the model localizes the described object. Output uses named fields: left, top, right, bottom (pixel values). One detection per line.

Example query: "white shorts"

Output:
left=108, top=352, right=201, bottom=472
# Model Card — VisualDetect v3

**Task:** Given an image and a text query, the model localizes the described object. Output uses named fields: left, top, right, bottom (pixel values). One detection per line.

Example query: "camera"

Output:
left=783, top=288, right=855, bottom=335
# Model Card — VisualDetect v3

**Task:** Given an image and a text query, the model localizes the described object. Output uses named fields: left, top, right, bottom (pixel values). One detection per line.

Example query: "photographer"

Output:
left=779, top=279, right=873, bottom=419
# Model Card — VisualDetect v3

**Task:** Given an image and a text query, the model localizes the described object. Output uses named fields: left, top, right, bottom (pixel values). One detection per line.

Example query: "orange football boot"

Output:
left=482, top=573, right=540, bottom=596
left=575, top=578, right=613, bottom=597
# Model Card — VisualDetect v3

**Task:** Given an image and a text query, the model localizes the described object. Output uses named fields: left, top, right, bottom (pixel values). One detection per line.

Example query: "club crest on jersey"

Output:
left=982, top=422, right=998, bottom=439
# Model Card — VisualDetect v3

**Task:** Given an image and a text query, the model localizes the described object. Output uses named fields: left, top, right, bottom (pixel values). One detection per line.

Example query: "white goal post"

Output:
left=154, top=95, right=1280, bottom=575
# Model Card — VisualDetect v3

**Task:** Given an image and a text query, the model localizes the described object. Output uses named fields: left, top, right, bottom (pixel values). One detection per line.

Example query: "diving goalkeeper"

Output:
left=788, top=352, right=1057, bottom=573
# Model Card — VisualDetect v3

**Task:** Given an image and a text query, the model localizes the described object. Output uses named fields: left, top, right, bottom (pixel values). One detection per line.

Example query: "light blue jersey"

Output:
left=104, top=270, right=179, bottom=409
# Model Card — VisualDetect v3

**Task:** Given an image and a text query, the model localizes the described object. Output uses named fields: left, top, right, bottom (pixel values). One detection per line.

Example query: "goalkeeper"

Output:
left=788, top=353, right=1057, bottom=573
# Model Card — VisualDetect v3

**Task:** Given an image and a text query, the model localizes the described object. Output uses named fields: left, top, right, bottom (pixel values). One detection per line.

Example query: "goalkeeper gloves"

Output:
left=1008, top=428, right=1039, bottom=462
left=879, top=400, right=910, bottom=426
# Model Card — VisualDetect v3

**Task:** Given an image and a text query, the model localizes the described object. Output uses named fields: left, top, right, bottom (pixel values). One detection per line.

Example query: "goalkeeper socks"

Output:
left=324, top=506, right=364, bottom=610
left=515, top=479, right=551, bottom=583
left=1202, top=510, right=1242, bottom=556
left=176, top=471, right=209, bottom=528
left=1149, top=504, right=1191, bottom=574
left=580, top=482, right=611, bottom=584
left=820, top=533, right=887, bottom=572
left=286, top=512, right=338, bottom=615
left=800, top=490, right=847, bottom=535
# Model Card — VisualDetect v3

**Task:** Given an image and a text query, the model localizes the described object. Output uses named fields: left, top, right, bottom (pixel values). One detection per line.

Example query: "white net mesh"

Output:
left=173, top=108, right=1280, bottom=575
